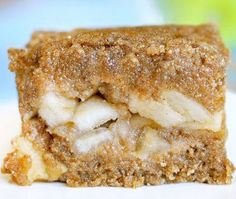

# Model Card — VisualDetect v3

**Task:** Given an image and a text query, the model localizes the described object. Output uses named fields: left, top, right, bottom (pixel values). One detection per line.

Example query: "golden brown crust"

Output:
left=9, top=24, right=228, bottom=116
left=2, top=151, right=31, bottom=185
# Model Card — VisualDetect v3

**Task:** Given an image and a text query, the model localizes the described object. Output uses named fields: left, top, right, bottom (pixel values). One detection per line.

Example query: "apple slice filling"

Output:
left=37, top=90, right=223, bottom=156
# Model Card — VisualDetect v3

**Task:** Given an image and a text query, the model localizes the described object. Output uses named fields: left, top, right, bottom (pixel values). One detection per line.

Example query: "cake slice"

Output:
left=2, top=25, right=234, bottom=186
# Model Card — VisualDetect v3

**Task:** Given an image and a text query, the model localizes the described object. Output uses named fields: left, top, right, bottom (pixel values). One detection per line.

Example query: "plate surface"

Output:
left=0, top=91, right=235, bottom=199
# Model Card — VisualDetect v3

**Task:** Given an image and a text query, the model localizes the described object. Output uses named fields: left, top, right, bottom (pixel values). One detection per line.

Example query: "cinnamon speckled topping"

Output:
left=8, top=24, right=229, bottom=117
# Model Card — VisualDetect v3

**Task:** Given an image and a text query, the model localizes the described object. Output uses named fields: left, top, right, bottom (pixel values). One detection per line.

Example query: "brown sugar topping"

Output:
left=8, top=24, right=229, bottom=113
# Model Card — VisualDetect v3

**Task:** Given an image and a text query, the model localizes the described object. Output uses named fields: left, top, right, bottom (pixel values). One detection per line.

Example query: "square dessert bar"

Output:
left=2, top=25, right=234, bottom=186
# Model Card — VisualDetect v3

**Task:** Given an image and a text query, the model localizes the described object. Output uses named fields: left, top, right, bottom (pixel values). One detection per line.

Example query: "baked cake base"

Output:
left=2, top=116, right=234, bottom=187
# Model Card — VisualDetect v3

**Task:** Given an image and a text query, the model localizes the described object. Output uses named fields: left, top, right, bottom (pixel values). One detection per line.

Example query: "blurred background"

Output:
left=0, top=0, right=236, bottom=102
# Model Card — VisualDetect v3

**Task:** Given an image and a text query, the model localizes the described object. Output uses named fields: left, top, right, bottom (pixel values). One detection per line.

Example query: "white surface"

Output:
left=0, top=91, right=235, bottom=199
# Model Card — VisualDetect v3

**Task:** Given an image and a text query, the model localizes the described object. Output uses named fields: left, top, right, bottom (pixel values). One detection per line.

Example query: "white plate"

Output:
left=0, top=92, right=235, bottom=199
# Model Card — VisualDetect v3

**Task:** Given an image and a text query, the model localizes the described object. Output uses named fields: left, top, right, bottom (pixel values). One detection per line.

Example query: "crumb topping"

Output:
left=8, top=25, right=228, bottom=116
